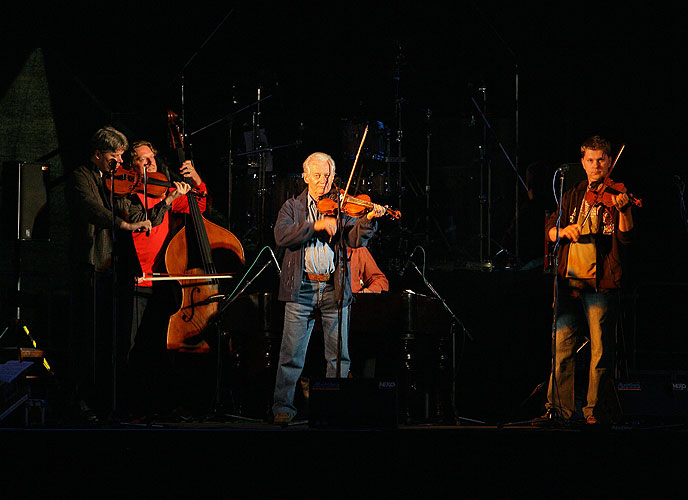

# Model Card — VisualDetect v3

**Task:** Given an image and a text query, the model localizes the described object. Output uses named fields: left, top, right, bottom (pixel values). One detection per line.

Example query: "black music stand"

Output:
left=202, top=247, right=281, bottom=422
left=403, top=250, right=483, bottom=426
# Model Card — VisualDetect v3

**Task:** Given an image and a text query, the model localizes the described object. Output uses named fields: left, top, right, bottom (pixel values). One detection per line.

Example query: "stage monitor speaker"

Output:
left=1, top=161, right=50, bottom=240
left=308, top=378, right=398, bottom=429
left=617, top=371, right=688, bottom=422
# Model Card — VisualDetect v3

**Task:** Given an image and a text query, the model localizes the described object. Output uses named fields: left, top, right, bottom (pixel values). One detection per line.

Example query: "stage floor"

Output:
left=2, top=416, right=687, bottom=499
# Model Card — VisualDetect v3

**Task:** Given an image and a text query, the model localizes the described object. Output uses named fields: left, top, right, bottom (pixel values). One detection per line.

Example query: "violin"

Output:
left=584, top=177, right=642, bottom=209
left=105, top=165, right=205, bottom=199
left=317, top=189, right=402, bottom=220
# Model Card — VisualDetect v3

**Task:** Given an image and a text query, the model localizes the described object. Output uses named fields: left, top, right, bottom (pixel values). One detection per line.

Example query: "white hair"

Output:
left=302, top=152, right=336, bottom=175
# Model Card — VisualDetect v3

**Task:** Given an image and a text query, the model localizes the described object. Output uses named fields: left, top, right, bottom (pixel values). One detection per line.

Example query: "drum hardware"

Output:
left=469, top=90, right=528, bottom=269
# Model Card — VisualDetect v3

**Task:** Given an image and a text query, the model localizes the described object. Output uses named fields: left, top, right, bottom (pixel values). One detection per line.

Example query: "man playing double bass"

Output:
left=272, top=152, right=386, bottom=425
left=544, top=135, right=634, bottom=425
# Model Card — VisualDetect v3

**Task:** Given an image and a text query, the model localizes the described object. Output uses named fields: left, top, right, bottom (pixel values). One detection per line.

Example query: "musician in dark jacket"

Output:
left=543, top=135, right=634, bottom=425
left=271, top=152, right=385, bottom=424
left=66, top=126, right=170, bottom=422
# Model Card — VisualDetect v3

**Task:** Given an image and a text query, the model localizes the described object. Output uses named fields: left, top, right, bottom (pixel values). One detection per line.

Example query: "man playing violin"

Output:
left=67, top=126, right=168, bottom=422
left=543, top=135, right=634, bottom=425
left=272, top=152, right=386, bottom=424
left=125, top=140, right=208, bottom=418
left=128, top=140, right=205, bottom=287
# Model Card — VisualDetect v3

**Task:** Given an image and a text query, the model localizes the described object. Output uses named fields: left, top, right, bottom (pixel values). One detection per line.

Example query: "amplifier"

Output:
left=308, top=378, right=398, bottom=429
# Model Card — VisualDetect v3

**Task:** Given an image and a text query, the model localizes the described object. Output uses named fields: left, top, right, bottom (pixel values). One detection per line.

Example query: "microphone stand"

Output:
left=405, top=257, right=482, bottom=425
left=546, top=168, right=567, bottom=422
left=502, top=168, right=566, bottom=427
left=335, top=190, right=347, bottom=379
left=107, top=160, right=119, bottom=418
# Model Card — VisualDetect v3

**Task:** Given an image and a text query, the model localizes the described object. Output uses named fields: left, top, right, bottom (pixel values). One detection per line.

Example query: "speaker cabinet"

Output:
left=1, top=161, right=50, bottom=240
left=309, top=378, right=398, bottom=429
left=617, top=371, right=688, bottom=422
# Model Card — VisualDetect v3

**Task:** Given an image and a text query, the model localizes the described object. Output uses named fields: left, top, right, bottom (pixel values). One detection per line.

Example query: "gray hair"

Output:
left=90, top=126, right=128, bottom=154
left=302, top=152, right=336, bottom=175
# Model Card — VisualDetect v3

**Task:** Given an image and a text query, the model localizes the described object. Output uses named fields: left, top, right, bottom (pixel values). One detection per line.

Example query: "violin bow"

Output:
left=143, top=164, right=150, bottom=236
left=329, top=125, right=367, bottom=243
left=609, top=143, right=625, bottom=177
left=342, top=125, right=368, bottom=202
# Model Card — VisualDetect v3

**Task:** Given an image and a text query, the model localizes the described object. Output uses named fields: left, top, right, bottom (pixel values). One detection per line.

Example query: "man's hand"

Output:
left=366, top=203, right=386, bottom=220
left=121, top=220, right=152, bottom=233
left=314, top=216, right=338, bottom=237
left=180, top=160, right=202, bottom=187
left=612, top=193, right=630, bottom=212
left=165, top=181, right=192, bottom=205
left=550, top=223, right=582, bottom=242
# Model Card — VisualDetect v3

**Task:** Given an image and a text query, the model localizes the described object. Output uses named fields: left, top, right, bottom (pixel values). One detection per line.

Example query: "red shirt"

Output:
left=348, top=246, right=389, bottom=293
left=132, top=183, right=207, bottom=286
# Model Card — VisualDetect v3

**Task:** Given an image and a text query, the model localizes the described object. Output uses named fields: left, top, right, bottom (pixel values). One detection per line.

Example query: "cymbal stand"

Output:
left=388, top=44, right=408, bottom=213
left=188, top=94, right=273, bottom=233
left=251, top=87, right=269, bottom=244
left=476, top=86, right=489, bottom=266
left=470, top=94, right=528, bottom=266
left=405, top=247, right=482, bottom=425
left=424, top=108, right=432, bottom=244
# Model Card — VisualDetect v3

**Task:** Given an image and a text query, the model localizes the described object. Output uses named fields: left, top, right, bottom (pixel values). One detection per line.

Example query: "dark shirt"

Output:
left=67, top=162, right=171, bottom=276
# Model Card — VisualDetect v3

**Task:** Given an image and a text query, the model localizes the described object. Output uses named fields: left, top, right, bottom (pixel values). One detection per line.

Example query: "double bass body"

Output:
left=164, top=189, right=245, bottom=353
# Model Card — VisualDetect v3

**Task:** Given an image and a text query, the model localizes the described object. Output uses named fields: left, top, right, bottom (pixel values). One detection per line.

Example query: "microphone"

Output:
left=108, top=158, right=118, bottom=172
left=268, top=247, right=281, bottom=275
left=399, top=247, right=417, bottom=276
left=557, top=164, right=570, bottom=173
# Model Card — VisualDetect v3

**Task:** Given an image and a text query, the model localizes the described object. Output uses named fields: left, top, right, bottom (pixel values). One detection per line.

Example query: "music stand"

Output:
left=402, top=247, right=484, bottom=425
left=203, top=246, right=281, bottom=421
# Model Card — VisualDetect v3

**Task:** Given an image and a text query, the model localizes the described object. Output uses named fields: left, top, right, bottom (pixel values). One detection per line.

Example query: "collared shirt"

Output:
left=304, top=195, right=335, bottom=275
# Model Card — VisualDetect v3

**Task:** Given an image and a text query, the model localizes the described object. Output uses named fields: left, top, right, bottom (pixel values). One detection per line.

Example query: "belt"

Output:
left=305, top=272, right=331, bottom=282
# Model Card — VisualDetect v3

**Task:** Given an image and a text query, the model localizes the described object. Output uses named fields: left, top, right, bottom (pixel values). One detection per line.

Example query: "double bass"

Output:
left=164, top=113, right=245, bottom=352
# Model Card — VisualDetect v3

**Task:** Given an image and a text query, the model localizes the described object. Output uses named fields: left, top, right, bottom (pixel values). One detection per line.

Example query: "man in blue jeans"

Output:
left=272, top=152, right=386, bottom=424
left=544, top=135, right=634, bottom=425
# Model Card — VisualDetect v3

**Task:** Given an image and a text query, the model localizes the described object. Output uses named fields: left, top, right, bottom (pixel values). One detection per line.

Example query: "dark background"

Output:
left=1, top=3, right=686, bottom=421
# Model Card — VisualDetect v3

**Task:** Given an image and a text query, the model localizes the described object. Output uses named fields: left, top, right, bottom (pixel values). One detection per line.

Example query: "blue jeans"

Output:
left=547, top=285, right=619, bottom=419
left=272, top=278, right=350, bottom=417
